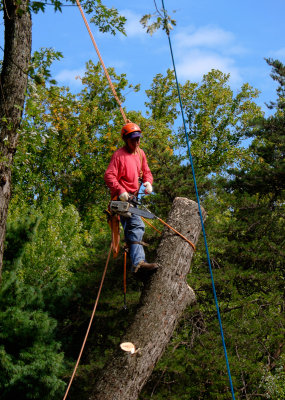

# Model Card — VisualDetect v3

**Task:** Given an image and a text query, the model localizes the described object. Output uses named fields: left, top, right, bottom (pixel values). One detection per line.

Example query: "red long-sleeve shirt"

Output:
left=104, top=146, right=153, bottom=198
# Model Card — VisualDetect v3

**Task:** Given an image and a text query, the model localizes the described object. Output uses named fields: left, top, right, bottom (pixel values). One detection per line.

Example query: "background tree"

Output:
left=230, top=59, right=285, bottom=201
left=0, top=0, right=126, bottom=278
left=13, top=53, right=138, bottom=215
left=140, top=60, right=285, bottom=400
left=143, top=68, right=263, bottom=217
left=0, top=0, right=32, bottom=280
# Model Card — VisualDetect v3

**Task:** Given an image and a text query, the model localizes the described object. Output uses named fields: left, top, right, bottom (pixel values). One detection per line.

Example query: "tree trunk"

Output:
left=0, top=0, right=32, bottom=279
left=90, top=197, right=205, bottom=400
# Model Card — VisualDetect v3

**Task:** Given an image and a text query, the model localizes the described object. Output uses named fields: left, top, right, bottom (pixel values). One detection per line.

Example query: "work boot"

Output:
left=134, top=261, right=158, bottom=273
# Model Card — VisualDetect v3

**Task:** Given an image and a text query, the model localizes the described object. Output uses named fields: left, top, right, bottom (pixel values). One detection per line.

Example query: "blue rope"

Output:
left=160, top=1, right=236, bottom=398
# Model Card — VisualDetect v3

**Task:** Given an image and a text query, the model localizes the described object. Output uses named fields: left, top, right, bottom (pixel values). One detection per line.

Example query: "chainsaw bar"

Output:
left=110, top=201, right=156, bottom=219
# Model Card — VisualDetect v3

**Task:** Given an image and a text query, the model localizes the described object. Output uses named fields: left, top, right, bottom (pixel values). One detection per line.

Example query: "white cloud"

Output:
left=176, top=50, right=242, bottom=85
left=174, top=26, right=234, bottom=49
left=55, top=68, right=85, bottom=87
left=270, top=47, right=285, bottom=59
left=226, top=45, right=248, bottom=56
left=171, top=26, right=244, bottom=85
left=121, top=9, right=146, bottom=38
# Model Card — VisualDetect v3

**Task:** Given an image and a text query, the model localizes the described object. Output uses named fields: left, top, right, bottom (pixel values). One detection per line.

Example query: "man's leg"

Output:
left=121, top=213, right=145, bottom=269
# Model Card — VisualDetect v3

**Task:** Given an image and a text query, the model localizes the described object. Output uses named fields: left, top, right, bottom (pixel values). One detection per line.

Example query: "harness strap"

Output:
left=126, top=240, right=149, bottom=247
left=134, top=147, right=143, bottom=196
left=138, top=147, right=143, bottom=180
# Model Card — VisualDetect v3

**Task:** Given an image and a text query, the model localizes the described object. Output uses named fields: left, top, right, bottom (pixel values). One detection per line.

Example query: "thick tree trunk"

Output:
left=90, top=197, right=205, bottom=400
left=0, top=0, right=32, bottom=279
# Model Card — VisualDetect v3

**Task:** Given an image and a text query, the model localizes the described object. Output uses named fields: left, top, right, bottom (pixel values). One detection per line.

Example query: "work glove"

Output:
left=119, top=192, right=129, bottom=201
left=143, top=182, right=153, bottom=194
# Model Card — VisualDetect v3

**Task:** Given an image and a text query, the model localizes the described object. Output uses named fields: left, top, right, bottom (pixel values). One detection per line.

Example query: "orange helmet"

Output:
left=121, top=122, right=141, bottom=139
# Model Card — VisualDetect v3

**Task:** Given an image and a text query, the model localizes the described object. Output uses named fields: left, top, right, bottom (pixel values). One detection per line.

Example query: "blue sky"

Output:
left=2, top=0, right=285, bottom=115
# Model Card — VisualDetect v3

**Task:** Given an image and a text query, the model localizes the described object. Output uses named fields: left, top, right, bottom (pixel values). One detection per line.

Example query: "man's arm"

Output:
left=104, top=153, right=125, bottom=198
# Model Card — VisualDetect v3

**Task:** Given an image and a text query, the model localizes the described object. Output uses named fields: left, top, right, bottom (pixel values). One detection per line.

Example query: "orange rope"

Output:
left=75, top=0, right=128, bottom=124
left=157, top=217, right=196, bottom=251
left=62, top=243, right=112, bottom=400
left=141, top=216, right=162, bottom=235
left=141, top=215, right=195, bottom=250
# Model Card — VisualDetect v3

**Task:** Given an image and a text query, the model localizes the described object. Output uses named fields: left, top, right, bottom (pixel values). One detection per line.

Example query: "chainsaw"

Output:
left=109, top=198, right=155, bottom=219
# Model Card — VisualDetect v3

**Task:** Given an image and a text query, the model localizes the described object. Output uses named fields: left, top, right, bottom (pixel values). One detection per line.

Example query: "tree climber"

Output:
left=104, top=122, right=158, bottom=272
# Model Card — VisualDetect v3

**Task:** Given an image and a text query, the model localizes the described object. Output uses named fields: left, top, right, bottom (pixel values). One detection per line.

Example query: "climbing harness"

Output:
left=160, top=1, right=236, bottom=398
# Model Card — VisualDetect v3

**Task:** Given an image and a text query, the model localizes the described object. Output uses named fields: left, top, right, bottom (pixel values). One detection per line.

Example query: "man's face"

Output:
left=126, top=136, right=140, bottom=153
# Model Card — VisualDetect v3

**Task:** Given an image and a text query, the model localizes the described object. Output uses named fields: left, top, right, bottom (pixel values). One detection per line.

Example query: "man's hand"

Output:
left=143, top=182, right=153, bottom=194
left=119, top=192, right=129, bottom=201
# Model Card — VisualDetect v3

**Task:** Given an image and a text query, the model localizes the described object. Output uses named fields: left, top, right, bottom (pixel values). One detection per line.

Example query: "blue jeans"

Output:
left=120, top=213, right=145, bottom=269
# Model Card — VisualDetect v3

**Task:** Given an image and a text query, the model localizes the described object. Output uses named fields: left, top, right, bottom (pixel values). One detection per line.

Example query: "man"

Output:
left=104, top=122, right=157, bottom=272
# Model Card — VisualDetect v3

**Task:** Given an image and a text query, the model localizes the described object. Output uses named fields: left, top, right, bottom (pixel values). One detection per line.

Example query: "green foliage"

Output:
left=140, top=5, right=176, bottom=36
left=140, top=60, right=285, bottom=400
left=14, top=56, right=140, bottom=217
left=145, top=69, right=179, bottom=124
left=6, top=196, right=89, bottom=303
left=4, top=212, right=41, bottom=269
left=141, top=186, right=284, bottom=399
left=229, top=59, right=285, bottom=202
left=260, top=354, right=285, bottom=400
left=0, top=270, right=65, bottom=399
left=28, top=48, right=63, bottom=86
left=265, top=58, right=285, bottom=110
left=89, top=0, right=127, bottom=35
left=143, top=68, right=263, bottom=217
left=26, top=0, right=126, bottom=35
left=4, top=45, right=285, bottom=399
left=179, top=69, right=263, bottom=176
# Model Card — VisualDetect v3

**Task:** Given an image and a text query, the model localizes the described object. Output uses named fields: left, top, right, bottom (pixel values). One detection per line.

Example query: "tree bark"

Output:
left=0, top=0, right=32, bottom=279
left=90, top=197, right=206, bottom=400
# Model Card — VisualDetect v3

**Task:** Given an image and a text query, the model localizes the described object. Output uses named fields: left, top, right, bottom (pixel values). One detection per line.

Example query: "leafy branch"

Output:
left=140, top=1, right=176, bottom=36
